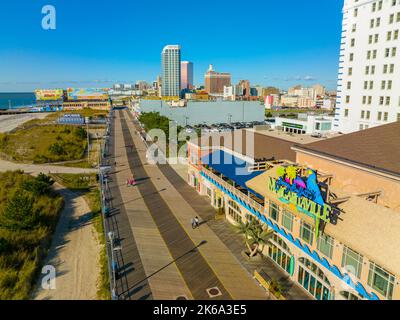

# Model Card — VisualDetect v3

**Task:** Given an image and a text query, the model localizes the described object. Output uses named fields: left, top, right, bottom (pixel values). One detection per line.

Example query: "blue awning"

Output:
left=202, top=150, right=264, bottom=200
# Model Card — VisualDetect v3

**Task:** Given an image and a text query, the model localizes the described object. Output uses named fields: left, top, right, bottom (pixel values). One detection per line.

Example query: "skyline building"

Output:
left=204, top=64, right=231, bottom=95
left=334, top=0, right=400, bottom=133
left=181, top=61, right=194, bottom=90
left=161, top=45, right=181, bottom=97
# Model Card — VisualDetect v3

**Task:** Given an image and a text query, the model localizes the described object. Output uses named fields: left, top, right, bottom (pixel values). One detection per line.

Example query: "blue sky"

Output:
left=0, top=0, right=343, bottom=92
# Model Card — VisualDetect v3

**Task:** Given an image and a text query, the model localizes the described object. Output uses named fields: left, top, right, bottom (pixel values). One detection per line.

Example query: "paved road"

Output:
left=107, top=109, right=268, bottom=300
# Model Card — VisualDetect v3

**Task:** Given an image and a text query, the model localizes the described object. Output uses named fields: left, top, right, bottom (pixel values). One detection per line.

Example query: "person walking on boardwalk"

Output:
left=191, top=218, right=196, bottom=229
left=195, top=216, right=200, bottom=228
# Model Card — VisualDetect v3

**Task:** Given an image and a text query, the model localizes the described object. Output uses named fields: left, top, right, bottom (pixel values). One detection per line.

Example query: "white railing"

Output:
left=201, top=166, right=265, bottom=214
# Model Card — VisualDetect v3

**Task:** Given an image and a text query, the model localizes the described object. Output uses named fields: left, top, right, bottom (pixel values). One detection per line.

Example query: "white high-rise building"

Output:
left=161, top=45, right=181, bottom=97
left=335, top=0, right=400, bottom=133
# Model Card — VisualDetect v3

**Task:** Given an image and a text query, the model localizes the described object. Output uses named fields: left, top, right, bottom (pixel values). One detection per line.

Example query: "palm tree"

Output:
left=277, top=167, right=286, bottom=179
left=286, top=166, right=298, bottom=184
left=235, top=220, right=275, bottom=258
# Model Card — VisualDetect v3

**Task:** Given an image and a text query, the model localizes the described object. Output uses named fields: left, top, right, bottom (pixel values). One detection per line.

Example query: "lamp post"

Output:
left=108, top=231, right=122, bottom=300
left=87, top=121, right=90, bottom=165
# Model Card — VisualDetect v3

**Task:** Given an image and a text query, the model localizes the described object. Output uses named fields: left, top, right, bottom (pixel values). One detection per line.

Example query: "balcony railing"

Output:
left=201, top=166, right=265, bottom=215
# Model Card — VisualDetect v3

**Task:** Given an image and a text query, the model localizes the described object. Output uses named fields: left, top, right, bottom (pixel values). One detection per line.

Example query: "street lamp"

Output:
left=108, top=231, right=122, bottom=300
left=87, top=121, right=90, bottom=165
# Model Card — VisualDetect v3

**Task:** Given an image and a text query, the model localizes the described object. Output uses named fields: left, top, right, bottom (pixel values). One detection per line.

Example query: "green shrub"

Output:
left=0, top=171, right=63, bottom=299
left=74, top=127, right=87, bottom=140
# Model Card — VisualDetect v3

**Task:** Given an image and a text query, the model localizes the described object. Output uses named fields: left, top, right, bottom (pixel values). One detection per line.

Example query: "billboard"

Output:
left=35, top=89, right=64, bottom=101
left=67, top=88, right=109, bottom=101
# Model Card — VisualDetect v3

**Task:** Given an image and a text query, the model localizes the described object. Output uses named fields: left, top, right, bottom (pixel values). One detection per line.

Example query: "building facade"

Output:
left=275, top=114, right=334, bottom=135
left=205, top=64, right=231, bottom=95
left=136, top=99, right=265, bottom=126
left=181, top=61, right=194, bottom=90
left=161, top=45, right=181, bottom=97
left=187, top=122, right=400, bottom=300
left=335, top=0, right=400, bottom=133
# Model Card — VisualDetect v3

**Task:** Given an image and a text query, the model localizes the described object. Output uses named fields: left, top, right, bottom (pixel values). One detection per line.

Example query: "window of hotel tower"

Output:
left=269, top=201, right=280, bottom=222
left=368, top=262, right=395, bottom=299
left=342, top=246, right=363, bottom=279
left=300, top=221, right=313, bottom=245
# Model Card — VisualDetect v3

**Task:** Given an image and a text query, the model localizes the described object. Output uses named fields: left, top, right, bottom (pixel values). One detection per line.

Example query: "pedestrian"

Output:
left=195, top=216, right=200, bottom=228
left=126, top=178, right=130, bottom=187
left=191, top=218, right=196, bottom=229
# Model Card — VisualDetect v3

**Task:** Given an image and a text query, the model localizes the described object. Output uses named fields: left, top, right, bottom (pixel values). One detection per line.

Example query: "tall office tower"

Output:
left=335, top=0, right=400, bottom=133
left=161, top=45, right=181, bottom=97
left=204, top=64, right=231, bottom=95
left=181, top=61, right=194, bottom=90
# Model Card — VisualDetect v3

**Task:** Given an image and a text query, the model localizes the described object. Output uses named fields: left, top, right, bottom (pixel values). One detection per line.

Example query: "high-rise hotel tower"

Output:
left=335, top=0, right=400, bottom=133
left=181, top=61, right=194, bottom=90
left=161, top=45, right=181, bottom=97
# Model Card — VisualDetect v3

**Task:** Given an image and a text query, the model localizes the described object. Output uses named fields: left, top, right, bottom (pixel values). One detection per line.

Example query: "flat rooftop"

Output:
left=190, top=129, right=297, bottom=162
left=250, top=128, right=341, bottom=145
left=202, top=149, right=265, bottom=200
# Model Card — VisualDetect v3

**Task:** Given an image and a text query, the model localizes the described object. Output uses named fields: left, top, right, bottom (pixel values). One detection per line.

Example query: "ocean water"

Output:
left=0, top=92, right=36, bottom=109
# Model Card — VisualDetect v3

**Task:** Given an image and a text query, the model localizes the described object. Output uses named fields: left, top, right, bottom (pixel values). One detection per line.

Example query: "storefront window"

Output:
left=300, top=221, right=313, bottom=245
left=269, top=201, right=279, bottom=222
left=228, top=200, right=242, bottom=223
left=368, top=262, right=395, bottom=300
left=268, top=235, right=292, bottom=274
left=317, top=234, right=334, bottom=259
left=340, top=291, right=361, bottom=300
left=342, top=246, right=363, bottom=279
left=282, top=210, right=293, bottom=232
left=298, top=257, right=331, bottom=300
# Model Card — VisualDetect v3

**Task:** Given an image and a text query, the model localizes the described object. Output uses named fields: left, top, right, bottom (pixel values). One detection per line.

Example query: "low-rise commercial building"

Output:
left=136, top=99, right=265, bottom=126
left=186, top=122, right=400, bottom=300
left=275, top=114, right=334, bottom=135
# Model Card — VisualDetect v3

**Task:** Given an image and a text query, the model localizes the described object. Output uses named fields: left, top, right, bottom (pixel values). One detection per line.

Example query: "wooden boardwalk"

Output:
left=105, top=114, right=152, bottom=300
left=120, top=113, right=230, bottom=300
left=123, top=109, right=269, bottom=300
left=113, top=113, right=192, bottom=300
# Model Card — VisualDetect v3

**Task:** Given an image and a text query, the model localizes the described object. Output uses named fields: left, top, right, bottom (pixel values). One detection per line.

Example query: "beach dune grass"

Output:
left=0, top=125, right=88, bottom=164
left=0, top=171, right=64, bottom=300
